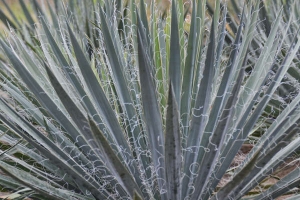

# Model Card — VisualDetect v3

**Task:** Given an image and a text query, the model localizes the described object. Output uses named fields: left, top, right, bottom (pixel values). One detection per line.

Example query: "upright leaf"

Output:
left=165, top=83, right=181, bottom=200
left=169, top=1, right=181, bottom=107
left=137, top=18, right=166, bottom=200
left=182, top=18, right=216, bottom=198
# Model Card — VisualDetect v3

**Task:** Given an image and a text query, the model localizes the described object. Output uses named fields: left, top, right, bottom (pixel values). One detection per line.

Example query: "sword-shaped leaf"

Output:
left=88, top=117, right=143, bottom=198
left=169, top=1, right=181, bottom=106
left=137, top=15, right=166, bottom=200
left=165, top=83, right=181, bottom=200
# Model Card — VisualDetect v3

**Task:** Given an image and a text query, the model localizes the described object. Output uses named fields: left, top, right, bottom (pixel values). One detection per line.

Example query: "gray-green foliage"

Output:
left=0, top=0, right=300, bottom=199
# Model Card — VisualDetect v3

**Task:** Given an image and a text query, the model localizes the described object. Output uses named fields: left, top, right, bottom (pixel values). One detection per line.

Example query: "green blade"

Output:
left=39, top=17, right=105, bottom=132
left=0, top=161, right=67, bottom=200
left=211, top=7, right=282, bottom=193
left=169, top=1, right=181, bottom=106
left=45, top=65, right=105, bottom=161
left=200, top=3, right=243, bottom=156
left=180, top=0, right=197, bottom=137
left=0, top=39, right=93, bottom=161
left=165, top=83, right=181, bottom=200
left=182, top=16, right=216, bottom=198
left=137, top=17, right=166, bottom=200
left=0, top=107, right=108, bottom=199
left=192, top=64, right=245, bottom=199
left=66, top=23, right=134, bottom=162
left=98, top=6, right=147, bottom=153
left=88, top=117, right=143, bottom=199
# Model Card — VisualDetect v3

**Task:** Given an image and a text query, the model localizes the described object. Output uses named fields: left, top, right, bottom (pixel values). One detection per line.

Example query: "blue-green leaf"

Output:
left=165, top=83, right=181, bottom=200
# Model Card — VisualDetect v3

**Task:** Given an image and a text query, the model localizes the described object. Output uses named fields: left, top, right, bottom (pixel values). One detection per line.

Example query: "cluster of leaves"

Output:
left=0, top=0, right=300, bottom=199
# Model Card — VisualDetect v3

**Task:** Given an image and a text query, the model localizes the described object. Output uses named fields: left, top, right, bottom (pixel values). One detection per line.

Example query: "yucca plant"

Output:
left=0, top=0, right=300, bottom=199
